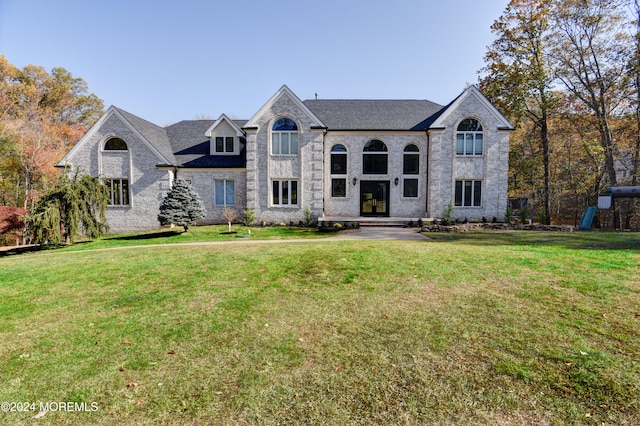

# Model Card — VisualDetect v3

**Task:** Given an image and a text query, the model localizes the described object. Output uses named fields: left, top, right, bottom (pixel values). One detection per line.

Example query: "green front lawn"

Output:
left=0, top=230, right=638, bottom=424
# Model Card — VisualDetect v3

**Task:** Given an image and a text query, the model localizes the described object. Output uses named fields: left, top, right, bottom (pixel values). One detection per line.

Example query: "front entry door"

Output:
left=360, top=181, right=390, bottom=216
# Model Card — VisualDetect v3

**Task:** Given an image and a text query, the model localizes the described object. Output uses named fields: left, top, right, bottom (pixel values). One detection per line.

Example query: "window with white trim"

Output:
left=456, top=119, right=483, bottom=156
left=454, top=180, right=482, bottom=207
left=271, top=118, right=298, bottom=155
left=105, top=179, right=129, bottom=205
left=215, top=179, right=235, bottom=206
left=215, top=136, right=235, bottom=153
left=272, top=180, right=298, bottom=205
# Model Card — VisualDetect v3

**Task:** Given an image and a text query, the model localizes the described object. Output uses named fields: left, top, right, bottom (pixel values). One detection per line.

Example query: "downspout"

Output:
left=322, top=128, right=326, bottom=218
left=425, top=130, right=430, bottom=217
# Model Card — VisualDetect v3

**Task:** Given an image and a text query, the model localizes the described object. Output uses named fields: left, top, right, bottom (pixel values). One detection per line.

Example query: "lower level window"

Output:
left=455, top=180, right=482, bottom=207
left=272, top=180, right=298, bottom=205
left=215, top=179, right=235, bottom=206
left=403, top=179, right=418, bottom=198
left=105, top=179, right=129, bottom=206
left=331, top=178, right=346, bottom=197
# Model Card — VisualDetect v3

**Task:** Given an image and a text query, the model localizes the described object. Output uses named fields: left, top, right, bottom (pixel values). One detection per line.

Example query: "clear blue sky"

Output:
left=0, top=0, right=509, bottom=126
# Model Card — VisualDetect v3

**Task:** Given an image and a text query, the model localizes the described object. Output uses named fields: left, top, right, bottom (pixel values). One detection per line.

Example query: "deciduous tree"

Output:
left=0, top=55, right=103, bottom=209
left=480, top=0, right=555, bottom=224
left=548, top=0, right=632, bottom=188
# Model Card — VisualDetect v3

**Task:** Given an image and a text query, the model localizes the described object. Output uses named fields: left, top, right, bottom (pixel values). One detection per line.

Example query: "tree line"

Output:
left=0, top=55, right=104, bottom=211
left=479, top=0, right=639, bottom=228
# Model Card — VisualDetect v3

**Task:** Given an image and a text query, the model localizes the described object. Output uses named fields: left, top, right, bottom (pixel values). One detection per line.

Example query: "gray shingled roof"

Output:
left=165, top=120, right=246, bottom=168
left=114, top=107, right=175, bottom=163
left=113, top=107, right=247, bottom=168
left=115, top=97, right=447, bottom=169
left=303, top=99, right=446, bottom=131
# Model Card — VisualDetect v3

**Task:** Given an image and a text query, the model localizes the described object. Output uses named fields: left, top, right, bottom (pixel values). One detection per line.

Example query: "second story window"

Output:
left=104, top=137, right=127, bottom=150
left=403, top=144, right=419, bottom=174
left=271, top=118, right=298, bottom=155
left=331, top=144, right=347, bottom=174
left=215, top=137, right=235, bottom=153
left=456, top=118, right=483, bottom=156
left=363, top=139, right=388, bottom=174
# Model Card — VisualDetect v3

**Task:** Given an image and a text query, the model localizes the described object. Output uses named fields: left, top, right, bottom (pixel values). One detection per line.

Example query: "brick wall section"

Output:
left=246, top=92, right=324, bottom=224
left=323, top=133, right=428, bottom=218
left=427, top=93, right=509, bottom=221
left=177, top=169, right=247, bottom=224
left=63, top=114, right=171, bottom=233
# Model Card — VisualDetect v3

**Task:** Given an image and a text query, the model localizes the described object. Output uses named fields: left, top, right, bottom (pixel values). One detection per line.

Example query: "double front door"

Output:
left=360, top=181, right=390, bottom=216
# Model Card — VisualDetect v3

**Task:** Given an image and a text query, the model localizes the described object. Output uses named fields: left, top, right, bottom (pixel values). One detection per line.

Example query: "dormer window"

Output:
left=215, top=136, right=235, bottom=153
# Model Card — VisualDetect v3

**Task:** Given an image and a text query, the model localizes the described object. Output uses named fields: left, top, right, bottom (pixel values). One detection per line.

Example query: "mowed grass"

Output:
left=0, top=230, right=638, bottom=425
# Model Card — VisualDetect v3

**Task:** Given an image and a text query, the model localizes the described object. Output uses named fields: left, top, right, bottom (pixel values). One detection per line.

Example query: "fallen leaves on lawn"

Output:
left=32, top=410, right=47, bottom=419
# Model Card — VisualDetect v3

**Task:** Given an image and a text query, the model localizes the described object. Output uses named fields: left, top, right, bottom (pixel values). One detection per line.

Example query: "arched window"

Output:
left=271, top=118, right=298, bottom=155
left=104, top=137, right=127, bottom=150
left=331, top=144, right=347, bottom=174
left=403, top=144, right=419, bottom=174
left=363, top=140, right=388, bottom=174
left=456, top=118, right=483, bottom=155
left=330, top=144, right=347, bottom=198
left=402, top=144, right=419, bottom=198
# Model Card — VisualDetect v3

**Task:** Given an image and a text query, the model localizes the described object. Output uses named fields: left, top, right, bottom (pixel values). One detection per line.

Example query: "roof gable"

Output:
left=243, top=85, right=325, bottom=129
left=430, top=85, right=514, bottom=130
left=205, top=114, right=245, bottom=137
left=57, top=106, right=172, bottom=167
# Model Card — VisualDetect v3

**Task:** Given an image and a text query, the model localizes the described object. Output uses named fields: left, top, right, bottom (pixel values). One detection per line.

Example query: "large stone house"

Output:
left=57, top=85, right=512, bottom=233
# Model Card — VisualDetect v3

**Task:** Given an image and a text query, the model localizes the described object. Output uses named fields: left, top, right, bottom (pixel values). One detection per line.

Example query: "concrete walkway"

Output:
left=0, top=227, right=429, bottom=256
left=329, top=227, right=429, bottom=240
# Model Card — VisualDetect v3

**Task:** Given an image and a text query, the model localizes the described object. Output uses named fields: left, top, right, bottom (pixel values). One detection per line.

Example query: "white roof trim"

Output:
left=57, top=105, right=116, bottom=167
left=205, top=113, right=245, bottom=137
left=244, top=85, right=325, bottom=129
left=111, top=108, right=172, bottom=164
left=57, top=106, right=171, bottom=167
left=430, top=85, right=514, bottom=130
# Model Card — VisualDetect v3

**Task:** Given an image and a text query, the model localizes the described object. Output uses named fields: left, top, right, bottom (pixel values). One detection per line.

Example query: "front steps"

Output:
left=319, top=217, right=431, bottom=228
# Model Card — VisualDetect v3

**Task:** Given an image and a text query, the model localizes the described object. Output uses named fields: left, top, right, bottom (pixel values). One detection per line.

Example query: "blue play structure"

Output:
left=578, top=206, right=597, bottom=230
left=581, top=186, right=640, bottom=230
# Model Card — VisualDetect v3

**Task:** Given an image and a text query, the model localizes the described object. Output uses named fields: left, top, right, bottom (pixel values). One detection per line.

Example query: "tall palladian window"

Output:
left=456, top=118, right=483, bottom=155
left=271, top=118, right=298, bottom=155
left=363, top=139, right=388, bottom=174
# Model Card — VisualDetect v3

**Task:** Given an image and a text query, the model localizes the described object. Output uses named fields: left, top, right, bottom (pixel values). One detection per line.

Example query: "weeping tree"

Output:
left=158, top=179, right=206, bottom=232
left=27, top=171, right=109, bottom=245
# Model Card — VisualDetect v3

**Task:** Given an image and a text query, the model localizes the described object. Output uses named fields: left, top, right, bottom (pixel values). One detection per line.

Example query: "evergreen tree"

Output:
left=27, top=171, right=109, bottom=245
left=158, top=179, right=206, bottom=232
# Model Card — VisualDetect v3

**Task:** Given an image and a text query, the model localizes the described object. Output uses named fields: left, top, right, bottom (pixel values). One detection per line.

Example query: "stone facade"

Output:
left=58, top=84, right=512, bottom=232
